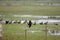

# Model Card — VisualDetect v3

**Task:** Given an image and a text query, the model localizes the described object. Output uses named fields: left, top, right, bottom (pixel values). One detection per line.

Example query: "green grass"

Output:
left=3, top=24, right=60, bottom=40
left=0, top=6, right=60, bottom=20
left=0, top=2, right=60, bottom=40
left=0, top=6, right=60, bottom=15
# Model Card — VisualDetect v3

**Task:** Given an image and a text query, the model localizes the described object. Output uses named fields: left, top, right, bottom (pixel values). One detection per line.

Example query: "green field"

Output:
left=3, top=23, right=60, bottom=40
left=0, top=1, right=60, bottom=40
left=0, top=6, right=60, bottom=20
left=0, top=6, right=60, bottom=15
